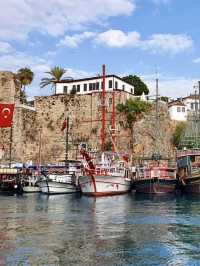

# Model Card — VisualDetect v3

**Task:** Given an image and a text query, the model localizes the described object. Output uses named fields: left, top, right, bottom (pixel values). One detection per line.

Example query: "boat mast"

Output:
left=9, top=125, right=13, bottom=168
left=65, top=116, right=69, bottom=168
left=101, top=64, right=106, bottom=152
left=154, top=77, right=160, bottom=158
left=38, top=128, right=42, bottom=170
left=199, top=81, right=200, bottom=120
left=111, top=81, right=116, bottom=152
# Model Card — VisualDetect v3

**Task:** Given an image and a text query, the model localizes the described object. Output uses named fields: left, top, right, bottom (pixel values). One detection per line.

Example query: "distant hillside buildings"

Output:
left=168, top=95, right=199, bottom=121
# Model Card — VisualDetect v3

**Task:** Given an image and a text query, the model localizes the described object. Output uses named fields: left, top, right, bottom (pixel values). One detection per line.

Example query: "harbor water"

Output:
left=0, top=193, right=200, bottom=266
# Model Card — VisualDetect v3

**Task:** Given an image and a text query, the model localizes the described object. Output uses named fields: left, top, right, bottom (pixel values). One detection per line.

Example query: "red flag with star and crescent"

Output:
left=0, top=104, right=15, bottom=128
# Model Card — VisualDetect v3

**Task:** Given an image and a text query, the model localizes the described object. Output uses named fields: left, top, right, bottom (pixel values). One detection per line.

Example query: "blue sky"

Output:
left=0, top=0, right=199, bottom=99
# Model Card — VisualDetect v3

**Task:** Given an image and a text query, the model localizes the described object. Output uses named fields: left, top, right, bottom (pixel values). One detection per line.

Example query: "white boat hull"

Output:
left=23, top=186, right=41, bottom=193
left=39, top=180, right=78, bottom=194
left=78, top=175, right=131, bottom=196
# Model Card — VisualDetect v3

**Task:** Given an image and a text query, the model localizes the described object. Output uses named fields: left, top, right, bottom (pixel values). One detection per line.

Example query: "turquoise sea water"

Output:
left=0, top=193, right=200, bottom=266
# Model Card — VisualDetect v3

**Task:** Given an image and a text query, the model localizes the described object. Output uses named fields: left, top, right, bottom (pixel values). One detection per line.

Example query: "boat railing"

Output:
left=177, top=149, right=200, bottom=158
left=136, top=167, right=176, bottom=180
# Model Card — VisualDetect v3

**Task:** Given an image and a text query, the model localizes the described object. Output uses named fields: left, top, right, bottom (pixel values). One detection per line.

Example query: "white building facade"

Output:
left=168, top=95, right=200, bottom=121
left=55, top=75, right=134, bottom=95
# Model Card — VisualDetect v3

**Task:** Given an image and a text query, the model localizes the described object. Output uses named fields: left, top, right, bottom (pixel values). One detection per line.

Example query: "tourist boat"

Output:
left=78, top=65, right=132, bottom=197
left=21, top=170, right=41, bottom=193
left=176, top=87, right=200, bottom=194
left=133, top=154, right=177, bottom=194
left=79, top=150, right=131, bottom=196
left=133, top=78, right=177, bottom=194
left=177, top=149, right=200, bottom=194
left=0, top=168, right=22, bottom=194
left=38, top=161, right=81, bottom=194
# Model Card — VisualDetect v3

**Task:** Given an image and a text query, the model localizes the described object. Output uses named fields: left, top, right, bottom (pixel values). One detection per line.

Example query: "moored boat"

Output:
left=79, top=150, right=132, bottom=196
left=177, top=149, right=200, bottom=194
left=0, top=168, right=22, bottom=195
left=133, top=157, right=177, bottom=194
left=38, top=161, right=81, bottom=195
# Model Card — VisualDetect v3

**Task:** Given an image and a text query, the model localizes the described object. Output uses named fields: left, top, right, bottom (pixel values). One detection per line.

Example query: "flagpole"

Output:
left=9, top=125, right=13, bottom=168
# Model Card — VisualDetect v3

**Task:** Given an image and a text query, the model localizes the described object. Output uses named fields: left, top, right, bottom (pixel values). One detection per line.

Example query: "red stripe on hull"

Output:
left=82, top=191, right=129, bottom=197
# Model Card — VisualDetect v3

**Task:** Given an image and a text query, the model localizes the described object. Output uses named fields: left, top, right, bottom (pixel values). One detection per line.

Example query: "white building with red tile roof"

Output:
left=168, top=94, right=200, bottom=121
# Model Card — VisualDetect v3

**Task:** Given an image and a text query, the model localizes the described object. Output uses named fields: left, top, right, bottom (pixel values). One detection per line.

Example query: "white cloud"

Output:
left=142, top=34, right=193, bottom=54
left=59, top=32, right=95, bottom=48
left=0, top=41, right=13, bottom=54
left=93, top=30, right=193, bottom=54
left=193, top=57, right=200, bottom=64
left=141, top=73, right=197, bottom=99
left=0, top=50, right=94, bottom=97
left=95, top=29, right=140, bottom=47
left=0, top=0, right=135, bottom=41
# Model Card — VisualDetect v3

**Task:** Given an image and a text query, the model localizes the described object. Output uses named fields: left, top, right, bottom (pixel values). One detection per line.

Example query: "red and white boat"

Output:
left=79, top=150, right=131, bottom=196
left=78, top=65, right=132, bottom=196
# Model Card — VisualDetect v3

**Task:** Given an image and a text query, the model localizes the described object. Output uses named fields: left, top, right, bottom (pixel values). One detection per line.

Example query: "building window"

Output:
left=182, top=107, right=185, bottom=112
left=77, top=84, right=80, bottom=92
left=109, top=80, right=112, bottom=88
left=195, top=102, right=198, bottom=110
left=92, top=83, right=96, bottom=90
left=191, top=103, right=194, bottom=110
left=177, top=107, right=181, bottom=112
left=131, top=88, right=133, bottom=94
left=96, top=82, right=99, bottom=90
left=84, top=84, right=87, bottom=91
left=72, top=85, right=76, bottom=92
left=115, top=81, right=118, bottom=89
left=122, top=85, right=125, bottom=91
left=63, top=86, right=68, bottom=94
left=89, top=83, right=93, bottom=91
left=109, top=98, right=112, bottom=107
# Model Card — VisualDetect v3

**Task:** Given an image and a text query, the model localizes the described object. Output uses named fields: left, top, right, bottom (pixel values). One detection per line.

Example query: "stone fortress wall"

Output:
left=0, top=71, right=176, bottom=165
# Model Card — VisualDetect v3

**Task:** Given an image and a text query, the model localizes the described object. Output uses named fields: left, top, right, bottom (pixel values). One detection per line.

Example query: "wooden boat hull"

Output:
left=0, top=182, right=22, bottom=194
left=78, top=175, right=131, bottom=197
left=180, top=175, right=200, bottom=194
left=38, top=180, right=78, bottom=194
left=134, top=178, right=177, bottom=194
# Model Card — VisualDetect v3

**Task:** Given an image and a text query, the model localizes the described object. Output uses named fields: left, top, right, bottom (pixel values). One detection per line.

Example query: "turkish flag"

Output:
left=61, top=118, right=67, bottom=131
left=0, top=104, right=15, bottom=127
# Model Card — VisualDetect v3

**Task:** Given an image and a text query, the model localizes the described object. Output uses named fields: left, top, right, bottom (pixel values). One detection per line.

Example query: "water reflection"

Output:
left=0, top=193, right=199, bottom=265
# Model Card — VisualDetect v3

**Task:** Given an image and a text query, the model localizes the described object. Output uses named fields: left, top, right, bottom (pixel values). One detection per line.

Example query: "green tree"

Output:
left=172, top=122, right=186, bottom=147
left=16, top=67, right=34, bottom=103
left=40, top=66, right=72, bottom=94
left=117, top=99, right=151, bottom=150
left=160, top=96, right=169, bottom=102
left=123, top=75, right=149, bottom=95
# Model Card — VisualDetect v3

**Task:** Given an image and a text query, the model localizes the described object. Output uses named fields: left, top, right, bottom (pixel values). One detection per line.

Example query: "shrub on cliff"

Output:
left=117, top=99, right=151, bottom=150
left=172, top=122, right=186, bottom=147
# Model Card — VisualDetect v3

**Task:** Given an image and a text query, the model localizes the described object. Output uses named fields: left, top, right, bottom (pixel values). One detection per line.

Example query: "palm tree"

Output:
left=40, top=66, right=72, bottom=94
left=16, top=67, right=34, bottom=103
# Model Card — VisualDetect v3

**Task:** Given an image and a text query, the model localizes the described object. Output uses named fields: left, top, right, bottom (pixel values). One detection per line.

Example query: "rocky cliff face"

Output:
left=0, top=71, right=177, bottom=164
left=132, top=102, right=177, bottom=159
